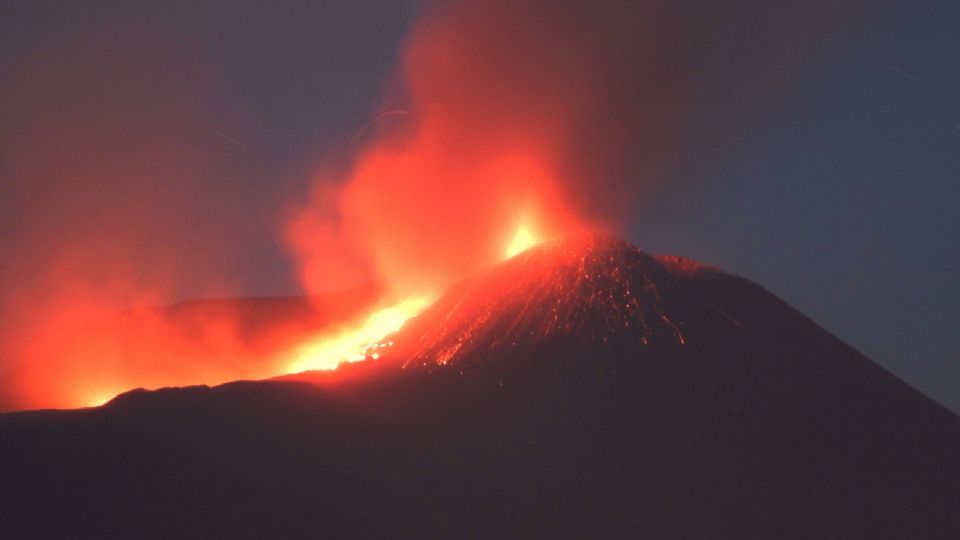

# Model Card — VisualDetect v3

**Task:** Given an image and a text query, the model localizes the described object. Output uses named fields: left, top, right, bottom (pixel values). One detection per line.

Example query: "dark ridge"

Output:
left=2, top=235, right=958, bottom=538
left=654, top=253, right=721, bottom=277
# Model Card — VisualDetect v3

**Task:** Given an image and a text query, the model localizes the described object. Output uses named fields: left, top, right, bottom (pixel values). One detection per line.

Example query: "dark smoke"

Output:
left=413, top=0, right=854, bottom=224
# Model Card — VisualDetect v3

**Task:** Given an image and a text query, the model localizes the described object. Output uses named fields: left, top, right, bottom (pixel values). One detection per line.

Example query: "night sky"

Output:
left=1, top=1, right=957, bottom=411
left=633, top=1, right=960, bottom=412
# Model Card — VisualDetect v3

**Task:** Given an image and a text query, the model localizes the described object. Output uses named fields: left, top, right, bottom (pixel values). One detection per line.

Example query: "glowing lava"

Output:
left=283, top=222, right=556, bottom=374
left=505, top=225, right=540, bottom=259
left=286, top=296, right=433, bottom=373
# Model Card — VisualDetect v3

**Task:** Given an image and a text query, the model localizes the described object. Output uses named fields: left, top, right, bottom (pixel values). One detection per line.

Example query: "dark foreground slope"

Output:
left=2, top=236, right=958, bottom=539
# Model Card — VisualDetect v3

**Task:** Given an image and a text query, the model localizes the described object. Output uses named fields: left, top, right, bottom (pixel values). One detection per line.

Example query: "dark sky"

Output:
left=1, top=1, right=957, bottom=411
left=633, top=0, right=960, bottom=412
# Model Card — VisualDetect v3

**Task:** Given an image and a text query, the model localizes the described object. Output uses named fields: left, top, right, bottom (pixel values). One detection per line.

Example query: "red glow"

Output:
left=5, top=2, right=622, bottom=410
left=278, top=4, right=606, bottom=382
left=286, top=296, right=433, bottom=373
left=505, top=224, right=541, bottom=259
left=275, top=4, right=608, bottom=384
left=0, top=0, right=847, bottom=411
left=8, top=289, right=380, bottom=410
left=285, top=4, right=596, bottom=312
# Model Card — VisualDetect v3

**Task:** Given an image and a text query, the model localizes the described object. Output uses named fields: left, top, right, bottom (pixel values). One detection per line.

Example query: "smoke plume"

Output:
left=1, top=0, right=852, bottom=409
left=287, top=0, right=851, bottom=301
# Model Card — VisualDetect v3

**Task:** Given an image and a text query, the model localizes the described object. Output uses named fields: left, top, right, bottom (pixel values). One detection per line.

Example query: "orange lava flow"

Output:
left=285, top=223, right=547, bottom=375
left=286, top=296, right=433, bottom=373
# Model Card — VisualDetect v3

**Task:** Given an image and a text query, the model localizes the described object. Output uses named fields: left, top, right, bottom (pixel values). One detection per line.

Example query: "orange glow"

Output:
left=286, top=296, right=432, bottom=373
left=5, top=286, right=381, bottom=410
left=283, top=5, right=595, bottom=314
left=505, top=225, right=541, bottom=259
left=1, top=0, right=836, bottom=411
left=4, top=1, right=628, bottom=411
left=13, top=304, right=292, bottom=410
left=84, top=392, right=115, bottom=408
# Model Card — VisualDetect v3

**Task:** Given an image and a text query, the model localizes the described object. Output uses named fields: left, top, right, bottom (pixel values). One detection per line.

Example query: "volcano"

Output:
left=2, top=235, right=958, bottom=538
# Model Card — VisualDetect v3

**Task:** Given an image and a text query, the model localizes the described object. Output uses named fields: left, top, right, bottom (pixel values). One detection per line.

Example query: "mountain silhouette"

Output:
left=2, top=235, right=958, bottom=538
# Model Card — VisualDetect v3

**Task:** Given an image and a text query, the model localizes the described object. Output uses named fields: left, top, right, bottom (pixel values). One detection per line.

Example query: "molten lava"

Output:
left=286, top=296, right=432, bottom=373
left=285, top=223, right=548, bottom=375
left=383, top=234, right=691, bottom=372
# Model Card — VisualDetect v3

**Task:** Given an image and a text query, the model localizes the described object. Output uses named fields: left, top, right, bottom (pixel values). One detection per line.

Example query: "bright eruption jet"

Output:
left=505, top=225, right=540, bottom=259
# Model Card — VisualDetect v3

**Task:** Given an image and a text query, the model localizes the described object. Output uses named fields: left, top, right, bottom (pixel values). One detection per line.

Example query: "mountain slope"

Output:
left=2, top=235, right=958, bottom=538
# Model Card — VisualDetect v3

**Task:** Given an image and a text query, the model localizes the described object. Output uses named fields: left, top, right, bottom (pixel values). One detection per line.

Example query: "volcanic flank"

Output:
left=2, top=236, right=959, bottom=538
left=394, top=234, right=693, bottom=369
